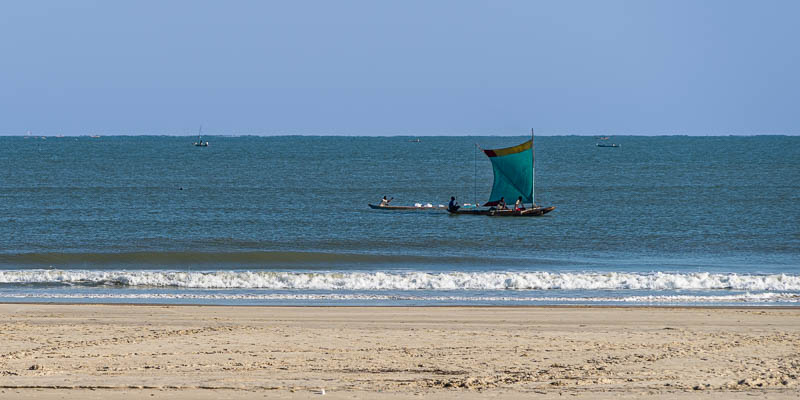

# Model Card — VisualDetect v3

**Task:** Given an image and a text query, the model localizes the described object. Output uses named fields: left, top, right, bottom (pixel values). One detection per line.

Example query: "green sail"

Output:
left=483, top=139, right=533, bottom=205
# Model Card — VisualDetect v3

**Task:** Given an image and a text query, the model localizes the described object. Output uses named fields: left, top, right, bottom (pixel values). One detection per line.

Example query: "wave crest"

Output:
left=1, top=270, right=799, bottom=291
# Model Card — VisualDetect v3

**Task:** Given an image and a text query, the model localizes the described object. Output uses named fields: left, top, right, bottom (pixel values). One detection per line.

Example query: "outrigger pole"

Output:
left=531, top=128, right=535, bottom=207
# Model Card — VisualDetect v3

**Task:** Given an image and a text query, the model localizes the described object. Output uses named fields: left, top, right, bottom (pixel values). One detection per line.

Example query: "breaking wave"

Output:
left=1, top=270, right=799, bottom=291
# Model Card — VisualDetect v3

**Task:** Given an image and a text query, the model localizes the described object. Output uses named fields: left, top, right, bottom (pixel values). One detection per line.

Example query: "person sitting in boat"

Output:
left=514, top=196, right=526, bottom=211
left=379, top=196, right=393, bottom=207
left=448, top=196, right=460, bottom=212
left=497, top=197, right=507, bottom=210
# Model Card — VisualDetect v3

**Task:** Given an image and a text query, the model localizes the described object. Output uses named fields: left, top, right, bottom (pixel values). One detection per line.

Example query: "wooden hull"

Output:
left=448, top=206, right=555, bottom=217
left=368, top=204, right=444, bottom=211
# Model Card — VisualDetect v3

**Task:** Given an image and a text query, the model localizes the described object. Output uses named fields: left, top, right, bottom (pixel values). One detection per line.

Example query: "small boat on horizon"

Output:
left=193, top=126, right=209, bottom=147
left=596, top=143, right=620, bottom=148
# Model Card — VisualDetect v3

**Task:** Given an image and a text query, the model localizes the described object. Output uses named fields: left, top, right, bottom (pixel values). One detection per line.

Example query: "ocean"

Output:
left=1, top=135, right=798, bottom=306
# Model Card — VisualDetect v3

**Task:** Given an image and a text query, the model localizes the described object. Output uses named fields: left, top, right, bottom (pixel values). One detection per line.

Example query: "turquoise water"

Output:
left=1, top=135, right=798, bottom=305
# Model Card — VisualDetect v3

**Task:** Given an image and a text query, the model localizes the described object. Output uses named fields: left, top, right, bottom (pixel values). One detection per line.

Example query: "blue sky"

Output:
left=1, top=0, right=798, bottom=135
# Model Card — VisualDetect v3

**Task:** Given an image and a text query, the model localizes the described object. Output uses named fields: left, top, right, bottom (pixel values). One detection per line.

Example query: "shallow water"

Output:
left=1, top=135, right=798, bottom=305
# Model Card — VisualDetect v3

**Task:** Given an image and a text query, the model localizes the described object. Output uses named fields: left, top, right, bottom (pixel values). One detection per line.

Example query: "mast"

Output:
left=474, top=143, right=478, bottom=206
left=531, top=128, right=535, bottom=206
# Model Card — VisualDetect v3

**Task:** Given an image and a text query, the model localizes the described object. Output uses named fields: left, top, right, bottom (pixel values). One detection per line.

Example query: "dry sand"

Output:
left=0, top=304, right=797, bottom=399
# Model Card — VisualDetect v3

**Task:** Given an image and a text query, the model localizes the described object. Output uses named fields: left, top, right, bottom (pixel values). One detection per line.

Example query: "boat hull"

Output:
left=447, top=206, right=555, bottom=217
left=368, top=204, right=444, bottom=211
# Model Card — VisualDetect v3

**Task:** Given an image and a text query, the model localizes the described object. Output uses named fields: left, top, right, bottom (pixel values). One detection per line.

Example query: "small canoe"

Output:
left=368, top=204, right=444, bottom=211
left=596, top=143, right=620, bottom=148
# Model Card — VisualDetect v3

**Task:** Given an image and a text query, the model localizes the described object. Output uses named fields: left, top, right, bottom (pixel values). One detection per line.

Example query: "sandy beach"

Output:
left=0, top=304, right=797, bottom=399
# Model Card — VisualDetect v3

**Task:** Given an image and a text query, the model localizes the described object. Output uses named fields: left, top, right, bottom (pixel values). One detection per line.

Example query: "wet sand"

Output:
left=0, top=304, right=798, bottom=399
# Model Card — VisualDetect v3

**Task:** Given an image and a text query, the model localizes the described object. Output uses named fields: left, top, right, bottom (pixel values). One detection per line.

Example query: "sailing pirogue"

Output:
left=449, top=129, right=555, bottom=217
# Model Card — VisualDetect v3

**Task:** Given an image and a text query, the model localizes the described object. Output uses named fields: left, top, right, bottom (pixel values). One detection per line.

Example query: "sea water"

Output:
left=0, top=135, right=798, bottom=305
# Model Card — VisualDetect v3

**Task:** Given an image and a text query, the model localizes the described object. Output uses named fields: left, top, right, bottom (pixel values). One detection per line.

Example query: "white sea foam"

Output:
left=1, top=270, right=799, bottom=291
left=0, top=291, right=797, bottom=304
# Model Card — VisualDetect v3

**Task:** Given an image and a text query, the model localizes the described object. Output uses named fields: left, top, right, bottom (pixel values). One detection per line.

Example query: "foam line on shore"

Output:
left=1, top=291, right=798, bottom=303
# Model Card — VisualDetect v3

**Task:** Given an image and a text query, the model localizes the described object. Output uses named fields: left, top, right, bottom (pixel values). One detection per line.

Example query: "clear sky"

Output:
left=1, top=0, right=798, bottom=136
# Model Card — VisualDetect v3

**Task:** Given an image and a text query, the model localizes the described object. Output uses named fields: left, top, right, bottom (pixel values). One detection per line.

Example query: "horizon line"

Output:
left=2, top=133, right=797, bottom=138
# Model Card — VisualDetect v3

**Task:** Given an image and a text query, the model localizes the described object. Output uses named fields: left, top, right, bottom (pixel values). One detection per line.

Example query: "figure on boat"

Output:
left=514, top=196, right=525, bottom=211
left=448, top=196, right=460, bottom=212
left=496, top=197, right=507, bottom=210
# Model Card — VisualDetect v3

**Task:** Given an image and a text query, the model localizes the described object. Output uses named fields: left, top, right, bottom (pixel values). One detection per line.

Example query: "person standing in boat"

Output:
left=514, top=196, right=526, bottom=211
left=379, top=196, right=393, bottom=207
left=448, top=196, right=460, bottom=212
